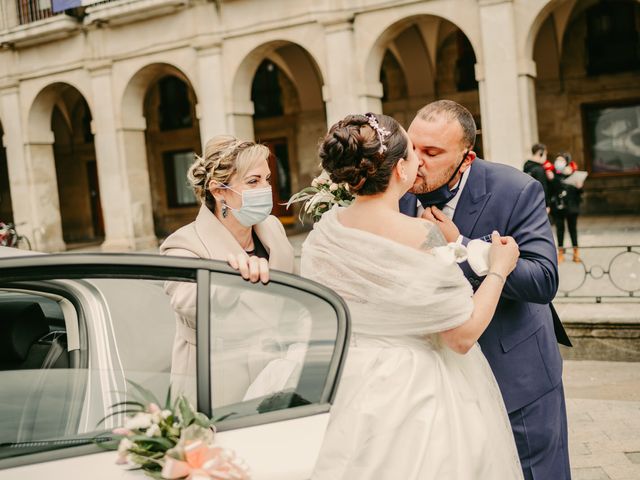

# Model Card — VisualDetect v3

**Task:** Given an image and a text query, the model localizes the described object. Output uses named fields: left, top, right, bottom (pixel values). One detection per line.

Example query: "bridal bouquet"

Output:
left=100, top=381, right=249, bottom=479
left=286, top=170, right=354, bottom=223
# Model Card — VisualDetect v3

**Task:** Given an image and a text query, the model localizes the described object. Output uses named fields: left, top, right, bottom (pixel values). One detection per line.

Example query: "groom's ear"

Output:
left=460, top=150, right=476, bottom=173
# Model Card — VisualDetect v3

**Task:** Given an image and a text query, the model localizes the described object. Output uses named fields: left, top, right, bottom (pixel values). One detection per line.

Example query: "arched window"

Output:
left=586, top=2, right=639, bottom=75
left=380, top=51, right=408, bottom=102
left=251, top=61, right=284, bottom=119
left=158, top=76, right=193, bottom=131
left=455, top=32, right=477, bottom=92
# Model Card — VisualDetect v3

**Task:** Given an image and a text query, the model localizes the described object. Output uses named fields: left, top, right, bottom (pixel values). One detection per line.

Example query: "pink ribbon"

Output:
left=161, top=441, right=250, bottom=480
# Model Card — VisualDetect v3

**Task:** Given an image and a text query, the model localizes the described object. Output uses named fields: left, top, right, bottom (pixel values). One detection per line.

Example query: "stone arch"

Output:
left=28, top=80, right=93, bottom=143
left=120, top=62, right=202, bottom=237
left=231, top=40, right=325, bottom=123
left=523, top=0, right=579, bottom=62
left=26, top=82, right=102, bottom=250
left=231, top=41, right=327, bottom=223
left=531, top=0, right=640, bottom=214
left=363, top=13, right=482, bottom=97
left=120, top=62, right=198, bottom=130
left=366, top=15, right=482, bottom=153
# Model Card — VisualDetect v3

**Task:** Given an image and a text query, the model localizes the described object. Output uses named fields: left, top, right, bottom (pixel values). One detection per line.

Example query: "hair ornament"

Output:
left=365, top=112, right=390, bottom=154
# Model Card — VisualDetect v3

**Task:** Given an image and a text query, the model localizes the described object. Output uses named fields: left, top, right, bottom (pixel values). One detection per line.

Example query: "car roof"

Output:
left=0, top=246, right=43, bottom=258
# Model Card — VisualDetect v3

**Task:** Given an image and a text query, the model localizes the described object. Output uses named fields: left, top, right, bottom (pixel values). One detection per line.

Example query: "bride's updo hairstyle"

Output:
left=319, top=113, right=408, bottom=195
left=187, top=135, right=269, bottom=213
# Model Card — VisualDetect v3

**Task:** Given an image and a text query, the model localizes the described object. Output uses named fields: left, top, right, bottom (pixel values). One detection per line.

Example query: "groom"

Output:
left=401, top=100, right=572, bottom=479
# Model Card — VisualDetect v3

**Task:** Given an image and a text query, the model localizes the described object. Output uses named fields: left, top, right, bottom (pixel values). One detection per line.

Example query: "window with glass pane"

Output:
left=0, top=277, right=184, bottom=459
left=164, top=150, right=197, bottom=207
left=208, top=275, right=339, bottom=423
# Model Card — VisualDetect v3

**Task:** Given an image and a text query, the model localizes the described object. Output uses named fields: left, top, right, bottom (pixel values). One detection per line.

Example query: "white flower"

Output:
left=161, top=409, right=172, bottom=419
left=316, top=170, right=331, bottom=185
left=115, top=438, right=133, bottom=465
left=124, top=412, right=153, bottom=431
left=329, top=183, right=338, bottom=192
left=146, top=424, right=161, bottom=437
left=311, top=178, right=319, bottom=187
left=117, top=437, right=133, bottom=455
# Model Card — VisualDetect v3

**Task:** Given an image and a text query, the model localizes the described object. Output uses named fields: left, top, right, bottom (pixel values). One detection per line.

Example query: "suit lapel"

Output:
left=453, top=160, right=492, bottom=238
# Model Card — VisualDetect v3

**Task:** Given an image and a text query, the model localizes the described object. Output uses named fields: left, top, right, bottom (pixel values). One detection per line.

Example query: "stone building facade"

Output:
left=0, top=0, right=638, bottom=251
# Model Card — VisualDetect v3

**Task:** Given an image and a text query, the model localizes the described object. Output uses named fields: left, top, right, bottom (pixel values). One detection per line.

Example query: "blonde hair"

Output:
left=187, top=135, right=270, bottom=212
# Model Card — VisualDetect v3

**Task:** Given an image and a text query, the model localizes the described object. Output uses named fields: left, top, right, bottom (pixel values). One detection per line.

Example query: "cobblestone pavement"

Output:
left=564, top=360, right=640, bottom=480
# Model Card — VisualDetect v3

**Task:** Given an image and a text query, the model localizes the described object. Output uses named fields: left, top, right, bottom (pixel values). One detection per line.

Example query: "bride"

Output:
left=302, top=113, right=524, bottom=479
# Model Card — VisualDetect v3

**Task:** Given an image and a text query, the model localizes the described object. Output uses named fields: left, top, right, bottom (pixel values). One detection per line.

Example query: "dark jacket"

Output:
left=550, top=174, right=582, bottom=215
left=523, top=160, right=550, bottom=206
left=400, top=159, right=563, bottom=413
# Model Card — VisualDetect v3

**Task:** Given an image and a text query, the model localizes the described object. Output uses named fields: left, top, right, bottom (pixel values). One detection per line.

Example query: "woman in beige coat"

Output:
left=160, top=135, right=295, bottom=403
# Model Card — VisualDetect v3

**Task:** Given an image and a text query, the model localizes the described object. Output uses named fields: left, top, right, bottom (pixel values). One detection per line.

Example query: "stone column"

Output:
left=518, top=58, right=539, bottom=153
left=88, top=62, right=157, bottom=251
left=321, top=13, right=362, bottom=126
left=359, top=81, right=384, bottom=116
left=226, top=99, right=255, bottom=141
left=477, top=0, right=527, bottom=168
left=1, top=83, right=65, bottom=251
left=194, top=39, right=227, bottom=146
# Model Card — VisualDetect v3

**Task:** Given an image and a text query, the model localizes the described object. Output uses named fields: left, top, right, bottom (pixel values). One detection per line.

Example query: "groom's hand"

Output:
left=421, top=206, right=460, bottom=243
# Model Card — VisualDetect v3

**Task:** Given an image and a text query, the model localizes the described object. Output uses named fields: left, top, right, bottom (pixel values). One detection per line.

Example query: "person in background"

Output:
left=524, top=143, right=551, bottom=211
left=550, top=152, right=583, bottom=263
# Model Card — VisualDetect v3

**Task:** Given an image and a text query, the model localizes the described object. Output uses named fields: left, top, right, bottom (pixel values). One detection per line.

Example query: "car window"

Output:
left=205, top=275, right=341, bottom=426
left=0, top=277, right=185, bottom=460
left=0, top=290, right=73, bottom=446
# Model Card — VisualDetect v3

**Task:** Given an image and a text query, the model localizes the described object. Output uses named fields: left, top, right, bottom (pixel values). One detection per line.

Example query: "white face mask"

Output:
left=222, top=185, right=273, bottom=227
left=554, top=159, right=567, bottom=173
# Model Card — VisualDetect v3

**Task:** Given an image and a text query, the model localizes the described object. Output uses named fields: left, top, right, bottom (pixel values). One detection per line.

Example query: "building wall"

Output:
left=0, top=0, right=637, bottom=251
left=535, top=3, right=640, bottom=214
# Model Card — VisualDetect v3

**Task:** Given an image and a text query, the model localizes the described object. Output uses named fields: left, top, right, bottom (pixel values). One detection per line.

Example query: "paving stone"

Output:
left=573, top=466, right=611, bottom=479
left=624, top=451, right=640, bottom=464
left=564, top=361, right=640, bottom=478
left=602, top=463, right=640, bottom=479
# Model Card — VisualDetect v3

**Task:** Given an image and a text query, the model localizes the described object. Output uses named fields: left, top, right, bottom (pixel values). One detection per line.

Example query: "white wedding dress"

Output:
left=302, top=207, right=523, bottom=480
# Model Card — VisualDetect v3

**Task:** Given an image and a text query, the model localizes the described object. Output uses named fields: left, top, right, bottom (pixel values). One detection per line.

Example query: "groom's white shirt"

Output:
left=416, top=164, right=472, bottom=219
left=416, top=165, right=490, bottom=276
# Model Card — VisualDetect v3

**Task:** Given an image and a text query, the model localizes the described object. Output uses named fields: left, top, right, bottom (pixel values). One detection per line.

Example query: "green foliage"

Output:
left=286, top=171, right=354, bottom=223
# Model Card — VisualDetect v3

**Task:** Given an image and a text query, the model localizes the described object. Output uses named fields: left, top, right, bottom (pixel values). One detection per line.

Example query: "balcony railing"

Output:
left=17, top=0, right=56, bottom=24
left=1, top=1, right=59, bottom=31
left=2, top=1, right=184, bottom=33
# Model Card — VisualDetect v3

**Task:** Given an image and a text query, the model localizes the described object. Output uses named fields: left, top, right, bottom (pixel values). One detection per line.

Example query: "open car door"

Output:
left=0, top=254, right=350, bottom=480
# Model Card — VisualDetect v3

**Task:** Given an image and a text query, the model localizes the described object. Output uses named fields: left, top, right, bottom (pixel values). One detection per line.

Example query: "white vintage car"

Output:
left=0, top=249, right=350, bottom=479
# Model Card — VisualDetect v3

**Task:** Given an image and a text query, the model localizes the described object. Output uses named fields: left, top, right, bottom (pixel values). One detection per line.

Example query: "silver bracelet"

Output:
left=486, top=271, right=505, bottom=284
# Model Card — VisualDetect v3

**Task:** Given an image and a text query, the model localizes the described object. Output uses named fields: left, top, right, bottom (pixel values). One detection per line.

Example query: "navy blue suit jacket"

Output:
left=401, top=159, right=563, bottom=412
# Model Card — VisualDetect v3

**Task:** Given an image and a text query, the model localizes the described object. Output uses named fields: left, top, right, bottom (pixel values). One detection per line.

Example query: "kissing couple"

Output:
left=303, top=100, right=572, bottom=479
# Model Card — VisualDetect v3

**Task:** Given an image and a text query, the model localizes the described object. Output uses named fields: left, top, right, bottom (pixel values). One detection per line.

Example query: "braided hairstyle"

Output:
left=187, top=135, right=270, bottom=213
left=319, top=113, right=408, bottom=195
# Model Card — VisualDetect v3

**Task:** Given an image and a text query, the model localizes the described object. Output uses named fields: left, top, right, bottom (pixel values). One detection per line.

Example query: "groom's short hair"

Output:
left=416, top=100, right=476, bottom=149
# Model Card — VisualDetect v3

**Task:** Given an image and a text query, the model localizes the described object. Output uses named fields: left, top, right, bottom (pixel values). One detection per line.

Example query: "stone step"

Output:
left=556, top=303, right=640, bottom=362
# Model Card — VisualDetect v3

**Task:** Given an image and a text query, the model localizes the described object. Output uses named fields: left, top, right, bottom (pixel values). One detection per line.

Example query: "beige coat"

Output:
left=159, top=205, right=295, bottom=402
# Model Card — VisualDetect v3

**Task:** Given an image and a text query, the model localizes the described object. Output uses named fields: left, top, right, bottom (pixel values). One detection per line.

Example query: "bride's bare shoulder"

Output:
left=392, top=215, right=447, bottom=251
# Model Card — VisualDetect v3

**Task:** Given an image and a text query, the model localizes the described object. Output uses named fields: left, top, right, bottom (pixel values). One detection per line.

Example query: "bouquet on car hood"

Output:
left=99, top=381, right=250, bottom=480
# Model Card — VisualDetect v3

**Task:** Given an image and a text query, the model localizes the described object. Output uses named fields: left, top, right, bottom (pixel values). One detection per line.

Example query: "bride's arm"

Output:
left=439, top=232, right=519, bottom=354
